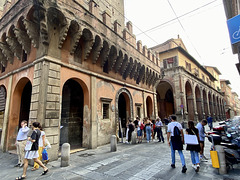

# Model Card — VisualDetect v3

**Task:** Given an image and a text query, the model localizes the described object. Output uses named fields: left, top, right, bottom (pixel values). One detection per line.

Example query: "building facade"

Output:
left=151, top=38, right=226, bottom=123
left=0, top=0, right=161, bottom=160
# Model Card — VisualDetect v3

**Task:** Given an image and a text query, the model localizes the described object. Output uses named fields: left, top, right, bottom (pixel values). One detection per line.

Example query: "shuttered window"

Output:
left=0, top=86, right=6, bottom=111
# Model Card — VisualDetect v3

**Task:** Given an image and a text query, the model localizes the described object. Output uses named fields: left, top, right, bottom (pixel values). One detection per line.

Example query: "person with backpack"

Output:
left=167, top=115, right=187, bottom=173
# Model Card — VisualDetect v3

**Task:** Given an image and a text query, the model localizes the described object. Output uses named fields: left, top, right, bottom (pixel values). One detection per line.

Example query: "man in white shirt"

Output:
left=167, top=115, right=187, bottom=173
left=15, top=120, right=29, bottom=167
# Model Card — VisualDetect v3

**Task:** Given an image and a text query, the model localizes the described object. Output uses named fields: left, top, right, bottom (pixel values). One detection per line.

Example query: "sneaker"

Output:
left=195, top=164, right=200, bottom=172
left=182, top=165, right=187, bottom=173
left=19, top=164, right=24, bottom=168
left=125, top=141, right=129, bottom=144
left=192, top=164, right=196, bottom=170
left=171, top=164, right=176, bottom=168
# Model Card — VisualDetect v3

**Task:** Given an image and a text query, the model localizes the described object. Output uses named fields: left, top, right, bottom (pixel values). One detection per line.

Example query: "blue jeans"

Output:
left=146, top=126, right=151, bottom=141
left=170, top=141, right=186, bottom=166
left=190, top=151, right=200, bottom=164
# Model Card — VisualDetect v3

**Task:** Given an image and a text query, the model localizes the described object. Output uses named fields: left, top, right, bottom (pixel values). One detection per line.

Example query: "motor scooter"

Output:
left=208, top=134, right=240, bottom=169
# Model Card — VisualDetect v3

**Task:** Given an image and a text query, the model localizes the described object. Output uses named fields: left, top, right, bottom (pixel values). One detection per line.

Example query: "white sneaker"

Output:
left=125, top=141, right=129, bottom=144
left=196, top=164, right=200, bottom=172
left=192, top=164, right=196, bottom=170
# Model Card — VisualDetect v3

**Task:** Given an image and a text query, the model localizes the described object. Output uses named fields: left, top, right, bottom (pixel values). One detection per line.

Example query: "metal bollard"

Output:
left=110, top=135, right=117, bottom=152
left=61, top=143, right=70, bottom=167
left=215, top=145, right=227, bottom=174
left=132, top=131, right=137, bottom=144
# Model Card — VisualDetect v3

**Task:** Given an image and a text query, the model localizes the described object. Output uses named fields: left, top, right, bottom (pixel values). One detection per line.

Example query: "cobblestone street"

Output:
left=1, top=124, right=240, bottom=180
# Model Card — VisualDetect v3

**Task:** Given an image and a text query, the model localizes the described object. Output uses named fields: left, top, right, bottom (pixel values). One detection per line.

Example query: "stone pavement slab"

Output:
left=1, top=122, right=240, bottom=180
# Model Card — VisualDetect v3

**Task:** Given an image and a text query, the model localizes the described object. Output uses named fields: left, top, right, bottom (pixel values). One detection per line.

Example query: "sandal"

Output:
left=16, top=176, right=26, bottom=180
left=31, top=168, right=39, bottom=171
left=41, top=169, right=48, bottom=175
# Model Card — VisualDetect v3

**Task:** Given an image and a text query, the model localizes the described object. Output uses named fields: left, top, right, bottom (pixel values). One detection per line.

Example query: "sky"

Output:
left=124, top=0, right=240, bottom=97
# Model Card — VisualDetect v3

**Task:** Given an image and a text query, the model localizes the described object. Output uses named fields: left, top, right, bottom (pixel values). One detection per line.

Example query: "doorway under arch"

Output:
left=60, top=79, right=84, bottom=148
left=185, top=81, right=194, bottom=120
left=146, top=96, right=153, bottom=118
left=115, top=88, right=133, bottom=138
left=7, top=78, right=32, bottom=150
left=195, top=86, right=202, bottom=121
left=156, top=81, right=175, bottom=120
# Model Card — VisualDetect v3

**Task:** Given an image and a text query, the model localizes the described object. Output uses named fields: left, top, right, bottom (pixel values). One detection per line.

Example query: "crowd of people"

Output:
left=15, top=121, right=50, bottom=180
left=122, top=115, right=210, bottom=173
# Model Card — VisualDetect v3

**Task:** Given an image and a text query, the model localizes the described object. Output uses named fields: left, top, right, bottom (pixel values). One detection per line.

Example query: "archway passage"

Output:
left=195, top=86, right=202, bottom=121
left=185, top=81, right=194, bottom=121
left=7, top=78, right=32, bottom=150
left=156, top=81, right=174, bottom=120
left=203, top=90, right=208, bottom=118
left=60, top=79, right=84, bottom=148
left=19, top=81, right=32, bottom=128
left=146, top=96, right=153, bottom=118
left=118, top=93, right=130, bottom=137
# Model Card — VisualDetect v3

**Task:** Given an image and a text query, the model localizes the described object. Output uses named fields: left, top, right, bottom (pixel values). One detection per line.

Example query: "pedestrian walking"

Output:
left=207, top=116, right=213, bottom=130
left=15, top=120, right=30, bottom=168
left=167, top=115, right=187, bottom=173
left=196, top=120, right=208, bottom=162
left=186, top=121, right=201, bottom=172
left=155, top=118, right=164, bottom=143
left=145, top=117, right=152, bottom=143
left=15, top=122, right=48, bottom=180
left=32, top=125, right=46, bottom=171
left=151, top=119, right=156, bottom=141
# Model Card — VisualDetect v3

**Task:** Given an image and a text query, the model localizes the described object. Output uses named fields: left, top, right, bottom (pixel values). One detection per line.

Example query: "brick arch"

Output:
left=7, top=77, right=32, bottom=151
left=146, top=96, right=153, bottom=118
left=115, top=87, right=134, bottom=123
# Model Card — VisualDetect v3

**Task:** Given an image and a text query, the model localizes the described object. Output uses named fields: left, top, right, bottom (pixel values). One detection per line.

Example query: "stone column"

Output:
left=89, top=76, right=97, bottom=149
left=0, top=75, right=12, bottom=152
left=153, top=92, right=158, bottom=119
left=29, top=60, right=61, bottom=161
left=142, top=91, right=146, bottom=118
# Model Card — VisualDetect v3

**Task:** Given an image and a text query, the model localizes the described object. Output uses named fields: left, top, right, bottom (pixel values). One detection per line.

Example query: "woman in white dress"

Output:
left=15, top=122, right=48, bottom=180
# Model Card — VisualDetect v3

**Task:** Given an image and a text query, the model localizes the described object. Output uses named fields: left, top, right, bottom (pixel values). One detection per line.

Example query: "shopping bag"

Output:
left=25, top=141, right=33, bottom=151
left=42, top=149, right=48, bottom=161
left=184, top=134, right=199, bottom=145
left=210, top=150, right=220, bottom=168
left=44, top=138, right=51, bottom=149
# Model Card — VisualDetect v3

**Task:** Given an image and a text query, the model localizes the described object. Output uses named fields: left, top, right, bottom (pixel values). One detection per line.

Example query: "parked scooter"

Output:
left=208, top=134, right=240, bottom=169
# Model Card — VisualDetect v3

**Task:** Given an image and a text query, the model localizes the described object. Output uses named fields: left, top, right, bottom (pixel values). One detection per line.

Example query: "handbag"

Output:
left=44, top=138, right=51, bottom=149
left=184, top=134, right=199, bottom=145
left=25, top=140, right=33, bottom=151
left=42, top=149, right=48, bottom=161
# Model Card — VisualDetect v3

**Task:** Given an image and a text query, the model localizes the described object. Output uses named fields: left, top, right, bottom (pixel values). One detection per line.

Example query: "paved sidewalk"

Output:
left=1, top=123, right=240, bottom=180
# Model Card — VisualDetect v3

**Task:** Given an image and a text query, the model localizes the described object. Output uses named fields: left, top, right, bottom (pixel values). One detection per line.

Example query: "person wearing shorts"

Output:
left=16, top=122, right=48, bottom=180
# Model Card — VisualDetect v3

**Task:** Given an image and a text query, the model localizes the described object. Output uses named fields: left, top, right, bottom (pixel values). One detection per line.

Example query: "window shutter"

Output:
left=0, top=86, right=6, bottom=111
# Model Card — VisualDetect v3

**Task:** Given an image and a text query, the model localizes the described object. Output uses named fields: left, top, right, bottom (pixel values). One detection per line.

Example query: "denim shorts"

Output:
left=137, top=130, right=142, bottom=136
